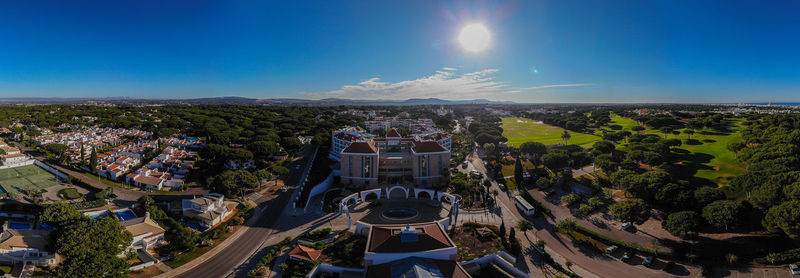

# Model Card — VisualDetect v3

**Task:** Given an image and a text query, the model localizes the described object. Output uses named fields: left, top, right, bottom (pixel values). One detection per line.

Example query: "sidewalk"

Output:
left=153, top=202, right=267, bottom=278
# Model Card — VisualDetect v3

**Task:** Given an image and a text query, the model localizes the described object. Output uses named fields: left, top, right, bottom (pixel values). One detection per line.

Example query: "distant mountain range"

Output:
left=0, top=96, right=516, bottom=106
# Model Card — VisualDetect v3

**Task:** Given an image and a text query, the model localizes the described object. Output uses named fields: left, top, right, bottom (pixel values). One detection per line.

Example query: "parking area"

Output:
left=713, top=267, right=794, bottom=278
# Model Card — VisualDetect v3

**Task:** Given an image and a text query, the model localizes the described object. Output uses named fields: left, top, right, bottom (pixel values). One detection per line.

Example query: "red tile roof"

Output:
left=368, top=223, right=453, bottom=253
left=387, top=129, right=401, bottom=138
left=288, top=245, right=322, bottom=261
left=342, top=141, right=377, bottom=154
left=412, top=141, right=447, bottom=153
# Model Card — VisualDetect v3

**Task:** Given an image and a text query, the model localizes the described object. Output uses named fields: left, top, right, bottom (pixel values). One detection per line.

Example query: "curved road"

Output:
left=173, top=192, right=291, bottom=278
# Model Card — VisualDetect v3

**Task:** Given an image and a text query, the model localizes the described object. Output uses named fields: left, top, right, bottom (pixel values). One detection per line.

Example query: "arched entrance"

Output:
left=417, top=191, right=432, bottom=200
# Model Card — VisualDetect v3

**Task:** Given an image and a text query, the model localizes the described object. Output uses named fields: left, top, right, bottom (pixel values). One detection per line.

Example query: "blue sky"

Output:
left=1, top=0, right=799, bottom=103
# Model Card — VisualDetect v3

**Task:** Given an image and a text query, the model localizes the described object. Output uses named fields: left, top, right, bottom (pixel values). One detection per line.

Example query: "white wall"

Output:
left=364, top=247, right=457, bottom=265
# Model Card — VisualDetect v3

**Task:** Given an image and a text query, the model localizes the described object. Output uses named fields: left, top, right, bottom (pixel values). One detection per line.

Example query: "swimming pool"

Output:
left=8, top=222, right=32, bottom=230
left=114, top=210, right=137, bottom=221
left=37, top=222, right=55, bottom=231
left=185, top=221, right=207, bottom=233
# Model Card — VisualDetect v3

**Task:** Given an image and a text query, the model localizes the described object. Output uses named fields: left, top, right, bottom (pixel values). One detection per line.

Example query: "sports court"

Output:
left=0, top=164, right=61, bottom=197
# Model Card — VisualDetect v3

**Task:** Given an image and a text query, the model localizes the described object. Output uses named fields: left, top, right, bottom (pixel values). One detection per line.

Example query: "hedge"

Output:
left=760, top=248, right=800, bottom=265
left=248, top=236, right=293, bottom=277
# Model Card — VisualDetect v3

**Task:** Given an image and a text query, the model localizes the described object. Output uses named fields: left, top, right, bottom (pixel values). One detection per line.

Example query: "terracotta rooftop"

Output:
left=387, top=129, right=401, bottom=138
left=411, top=141, right=447, bottom=153
left=365, top=257, right=470, bottom=278
left=368, top=223, right=453, bottom=253
left=342, top=141, right=378, bottom=154
left=289, top=245, right=323, bottom=261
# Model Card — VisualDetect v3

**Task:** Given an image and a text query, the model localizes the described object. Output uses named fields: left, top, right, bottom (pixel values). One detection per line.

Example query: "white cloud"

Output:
left=525, top=83, right=594, bottom=90
left=301, top=68, right=592, bottom=100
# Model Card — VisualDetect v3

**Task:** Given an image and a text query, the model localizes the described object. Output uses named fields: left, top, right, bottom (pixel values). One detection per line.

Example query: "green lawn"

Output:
left=501, top=117, right=602, bottom=148
left=602, top=114, right=745, bottom=186
left=0, top=164, right=60, bottom=197
left=58, top=188, right=82, bottom=200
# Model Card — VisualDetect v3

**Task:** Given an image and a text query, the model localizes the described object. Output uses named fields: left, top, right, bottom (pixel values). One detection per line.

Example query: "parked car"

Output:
left=498, top=183, right=506, bottom=191
left=621, top=251, right=632, bottom=262
left=621, top=222, right=633, bottom=231
left=790, top=264, right=800, bottom=275
left=280, top=187, right=289, bottom=193
left=462, top=161, right=469, bottom=168
left=643, top=256, right=654, bottom=266
left=605, top=245, right=618, bottom=254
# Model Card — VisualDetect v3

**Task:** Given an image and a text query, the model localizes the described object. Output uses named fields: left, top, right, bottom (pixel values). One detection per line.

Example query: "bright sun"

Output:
left=458, top=23, right=491, bottom=52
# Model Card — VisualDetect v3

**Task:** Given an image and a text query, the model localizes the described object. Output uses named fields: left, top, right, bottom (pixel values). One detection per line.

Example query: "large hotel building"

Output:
left=329, top=119, right=451, bottom=188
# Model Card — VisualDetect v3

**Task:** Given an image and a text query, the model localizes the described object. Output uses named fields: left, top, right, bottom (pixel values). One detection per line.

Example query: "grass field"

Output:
left=0, top=164, right=60, bottom=197
left=602, top=114, right=745, bottom=186
left=58, top=188, right=82, bottom=200
left=501, top=117, right=602, bottom=148
left=505, top=114, right=745, bottom=187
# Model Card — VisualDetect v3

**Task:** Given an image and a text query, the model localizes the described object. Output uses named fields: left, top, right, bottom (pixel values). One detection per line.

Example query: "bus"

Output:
left=513, top=195, right=535, bottom=216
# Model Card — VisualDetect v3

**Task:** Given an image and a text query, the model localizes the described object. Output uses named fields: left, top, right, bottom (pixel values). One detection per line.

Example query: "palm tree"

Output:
left=561, top=130, right=571, bottom=145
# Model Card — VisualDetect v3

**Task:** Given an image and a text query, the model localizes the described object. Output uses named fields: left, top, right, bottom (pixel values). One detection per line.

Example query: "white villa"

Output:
left=182, top=193, right=237, bottom=228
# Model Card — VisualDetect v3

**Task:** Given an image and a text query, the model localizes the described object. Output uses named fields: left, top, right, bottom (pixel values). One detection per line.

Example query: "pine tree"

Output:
left=89, top=148, right=97, bottom=172
left=514, top=158, right=524, bottom=186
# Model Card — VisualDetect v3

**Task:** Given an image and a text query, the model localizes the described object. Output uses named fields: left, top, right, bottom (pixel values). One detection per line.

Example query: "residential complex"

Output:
left=330, top=122, right=452, bottom=187
left=0, top=140, right=28, bottom=165
left=127, top=146, right=197, bottom=190
left=33, top=127, right=152, bottom=161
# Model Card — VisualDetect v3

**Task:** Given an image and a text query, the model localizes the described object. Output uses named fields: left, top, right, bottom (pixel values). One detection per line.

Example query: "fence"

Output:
left=34, top=160, right=68, bottom=179
left=0, top=159, right=34, bottom=170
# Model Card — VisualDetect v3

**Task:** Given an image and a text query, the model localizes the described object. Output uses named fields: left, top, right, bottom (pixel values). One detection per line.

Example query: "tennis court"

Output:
left=0, top=164, right=61, bottom=197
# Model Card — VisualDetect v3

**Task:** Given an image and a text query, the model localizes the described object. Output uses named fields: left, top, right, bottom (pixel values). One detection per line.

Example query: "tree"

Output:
left=248, top=141, right=280, bottom=160
left=57, top=253, right=129, bottom=278
left=541, top=151, right=569, bottom=171
left=727, top=141, right=746, bottom=158
left=211, top=170, right=259, bottom=197
left=702, top=200, right=743, bottom=231
left=763, top=200, right=800, bottom=238
left=514, top=158, right=524, bottom=186
left=89, top=148, right=98, bottom=171
left=138, top=195, right=154, bottom=208
left=593, top=141, right=615, bottom=155
left=520, top=142, right=546, bottom=164
left=659, top=127, right=673, bottom=139
left=80, top=144, right=85, bottom=164
left=518, top=220, right=533, bottom=232
left=632, top=125, right=645, bottom=134
left=693, top=187, right=726, bottom=208
left=561, top=130, right=571, bottom=145
left=664, top=211, right=700, bottom=238
left=163, top=218, right=200, bottom=251
left=255, top=169, right=272, bottom=182
left=609, top=198, right=650, bottom=224
left=594, top=154, right=618, bottom=173
left=41, top=203, right=85, bottom=226
left=270, top=165, right=290, bottom=177
left=56, top=217, right=132, bottom=260
left=685, top=129, right=695, bottom=140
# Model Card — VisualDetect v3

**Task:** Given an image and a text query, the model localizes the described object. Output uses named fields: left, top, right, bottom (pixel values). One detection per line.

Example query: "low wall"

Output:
left=303, top=172, right=334, bottom=209
left=460, top=251, right=527, bottom=278
left=34, top=160, right=68, bottom=179
left=129, top=261, right=155, bottom=271
left=0, top=159, right=34, bottom=170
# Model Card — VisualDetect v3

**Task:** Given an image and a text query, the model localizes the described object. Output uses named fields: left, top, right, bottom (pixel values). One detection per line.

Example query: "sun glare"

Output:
left=458, top=23, right=491, bottom=52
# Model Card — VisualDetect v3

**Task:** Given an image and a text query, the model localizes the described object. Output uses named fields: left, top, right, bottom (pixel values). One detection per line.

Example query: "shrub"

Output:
left=561, top=193, right=582, bottom=206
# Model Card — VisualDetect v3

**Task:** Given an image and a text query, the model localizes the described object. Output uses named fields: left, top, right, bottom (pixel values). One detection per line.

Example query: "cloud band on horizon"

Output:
left=301, top=67, right=592, bottom=101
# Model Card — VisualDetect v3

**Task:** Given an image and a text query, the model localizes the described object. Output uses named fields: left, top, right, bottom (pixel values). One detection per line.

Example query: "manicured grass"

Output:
left=501, top=117, right=602, bottom=148
left=500, top=160, right=534, bottom=177
left=0, top=164, right=60, bottom=197
left=58, top=188, right=82, bottom=200
left=601, top=114, right=746, bottom=187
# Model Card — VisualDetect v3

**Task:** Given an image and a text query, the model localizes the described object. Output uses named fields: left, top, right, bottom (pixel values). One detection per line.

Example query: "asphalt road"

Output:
left=466, top=151, right=700, bottom=278
left=174, top=191, right=292, bottom=278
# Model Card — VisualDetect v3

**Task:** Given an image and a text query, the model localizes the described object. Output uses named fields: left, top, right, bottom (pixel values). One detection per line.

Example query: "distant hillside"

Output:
left=0, top=96, right=515, bottom=106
